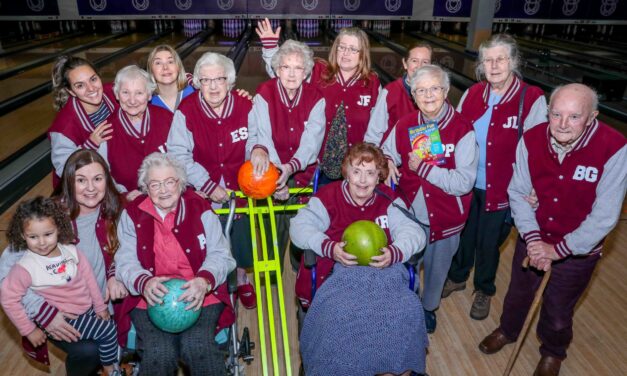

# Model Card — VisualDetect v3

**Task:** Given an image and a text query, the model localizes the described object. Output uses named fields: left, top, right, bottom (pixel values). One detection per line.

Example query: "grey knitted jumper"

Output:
left=300, top=263, right=428, bottom=375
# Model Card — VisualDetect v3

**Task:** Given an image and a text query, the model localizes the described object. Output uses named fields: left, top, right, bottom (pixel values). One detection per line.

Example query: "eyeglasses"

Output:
left=198, top=77, right=227, bottom=86
left=278, top=65, right=305, bottom=74
left=147, top=178, right=179, bottom=192
left=413, top=86, right=445, bottom=97
left=337, top=45, right=360, bottom=55
left=482, top=56, right=509, bottom=66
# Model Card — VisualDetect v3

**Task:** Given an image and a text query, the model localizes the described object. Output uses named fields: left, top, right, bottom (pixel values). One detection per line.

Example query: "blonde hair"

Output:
left=146, top=45, right=188, bottom=93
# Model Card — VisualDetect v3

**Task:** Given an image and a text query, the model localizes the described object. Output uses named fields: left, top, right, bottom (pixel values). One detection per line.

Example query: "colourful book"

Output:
left=408, top=120, right=445, bottom=166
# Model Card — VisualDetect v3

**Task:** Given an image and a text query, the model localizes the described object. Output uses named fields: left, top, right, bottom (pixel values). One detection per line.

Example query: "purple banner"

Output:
left=586, top=0, right=627, bottom=20
left=549, top=0, right=593, bottom=19
left=330, top=0, right=413, bottom=16
left=432, top=0, right=472, bottom=18
left=247, top=0, right=331, bottom=15
left=0, top=0, right=59, bottom=16
left=495, top=0, right=552, bottom=19
left=77, top=0, right=247, bottom=16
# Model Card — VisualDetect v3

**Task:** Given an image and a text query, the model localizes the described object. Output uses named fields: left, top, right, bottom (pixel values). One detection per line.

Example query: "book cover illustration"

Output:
left=408, top=120, right=445, bottom=166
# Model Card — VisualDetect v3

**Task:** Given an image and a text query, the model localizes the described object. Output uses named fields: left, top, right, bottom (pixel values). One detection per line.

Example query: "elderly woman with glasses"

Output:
left=247, top=39, right=325, bottom=196
left=291, top=143, right=427, bottom=375
left=382, top=64, right=478, bottom=334
left=98, top=65, right=173, bottom=201
left=246, top=39, right=326, bottom=269
left=115, top=152, right=236, bottom=376
left=442, top=34, right=548, bottom=321
left=167, top=52, right=257, bottom=308
left=256, top=19, right=380, bottom=181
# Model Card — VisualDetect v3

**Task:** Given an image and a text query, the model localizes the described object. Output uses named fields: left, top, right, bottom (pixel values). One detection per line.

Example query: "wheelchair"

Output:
left=119, top=194, right=253, bottom=376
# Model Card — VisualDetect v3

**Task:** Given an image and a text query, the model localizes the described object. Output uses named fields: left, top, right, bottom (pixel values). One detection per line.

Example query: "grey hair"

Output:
left=137, top=152, right=188, bottom=194
left=549, top=83, right=599, bottom=113
left=271, top=39, right=315, bottom=77
left=475, top=34, right=521, bottom=81
left=192, top=52, right=236, bottom=90
left=409, top=64, right=450, bottom=94
left=114, top=65, right=157, bottom=97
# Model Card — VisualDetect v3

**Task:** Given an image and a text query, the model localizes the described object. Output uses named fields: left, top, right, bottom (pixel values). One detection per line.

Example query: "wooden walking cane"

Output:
left=503, top=256, right=552, bottom=376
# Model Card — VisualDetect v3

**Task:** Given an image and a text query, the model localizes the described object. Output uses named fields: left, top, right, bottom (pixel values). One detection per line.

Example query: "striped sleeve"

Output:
left=289, top=197, right=333, bottom=258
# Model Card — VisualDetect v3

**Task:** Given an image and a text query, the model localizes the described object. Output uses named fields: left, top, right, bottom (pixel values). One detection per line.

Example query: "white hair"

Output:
left=271, top=39, right=315, bottom=76
left=409, top=64, right=450, bottom=93
left=192, top=52, right=236, bottom=90
left=550, top=83, right=599, bottom=113
left=475, top=33, right=521, bottom=81
left=137, top=152, right=187, bottom=194
left=114, top=65, right=156, bottom=97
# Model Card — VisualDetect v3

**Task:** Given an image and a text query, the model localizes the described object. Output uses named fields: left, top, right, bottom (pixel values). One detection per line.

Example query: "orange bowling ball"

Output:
left=237, top=161, right=279, bottom=199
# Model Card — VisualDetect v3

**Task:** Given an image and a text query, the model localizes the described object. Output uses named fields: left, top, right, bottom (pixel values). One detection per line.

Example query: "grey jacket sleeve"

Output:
left=387, top=199, right=426, bottom=261
left=560, top=145, right=627, bottom=256
left=289, top=197, right=331, bottom=257
left=199, top=210, right=236, bottom=286
left=50, top=132, right=79, bottom=178
left=424, top=131, right=479, bottom=196
left=381, top=126, right=402, bottom=166
left=0, top=247, right=43, bottom=318
left=292, top=98, right=326, bottom=170
left=246, top=94, right=281, bottom=165
left=508, top=140, right=541, bottom=240
left=167, top=111, right=214, bottom=193
left=456, top=89, right=470, bottom=112
left=114, top=210, right=152, bottom=296
left=523, top=94, right=548, bottom=131
left=364, top=88, right=390, bottom=145
left=262, top=46, right=278, bottom=78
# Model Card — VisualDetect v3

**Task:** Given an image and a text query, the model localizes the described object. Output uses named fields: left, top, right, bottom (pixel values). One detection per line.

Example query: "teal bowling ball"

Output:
left=341, top=220, right=388, bottom=266
left=147, top=278, right=201, bottom=333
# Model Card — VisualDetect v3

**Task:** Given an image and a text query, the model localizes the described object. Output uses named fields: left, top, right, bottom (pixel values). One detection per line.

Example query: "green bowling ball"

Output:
left=147, top=278, right=201, bottom=333
left=341, top=220, right=388, bottom=266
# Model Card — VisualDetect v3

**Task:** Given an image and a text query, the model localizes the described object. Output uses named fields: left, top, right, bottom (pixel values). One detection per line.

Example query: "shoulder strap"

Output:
left=517, top=85, right=528, bottom=140
left=373, top=187, right=421, bottom=225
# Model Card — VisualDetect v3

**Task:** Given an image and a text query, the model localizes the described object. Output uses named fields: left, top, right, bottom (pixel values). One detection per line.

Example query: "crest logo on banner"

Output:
left=175, top=0, right=192, bottom=10
left=524, top=0, right=541, bottom=15
left=27, top=0, right=45, bottom=12
left=260, top=0, right=278, bottom=11
left=217, top=0, right=234, bottom=11
left=302, top=0, right=318, bottom=11
left=494, top=0, right=501, bottom=13
left=600, top=0, right=618, bottom=16
left=90, top=0, right=107, bottom=11
left=439, top=56, right=454, bottom=69
left=385, top=0, right=402, bottom=12
left=132, top=0, right=150, bottom=11
left=562, top=0, right=579, bottom=16
left=344, top=0, right=360, bottom=11
left=446, top=0, right=462, bottom=14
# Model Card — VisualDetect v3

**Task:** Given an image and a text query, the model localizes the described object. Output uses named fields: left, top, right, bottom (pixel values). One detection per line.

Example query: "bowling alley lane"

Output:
left=0, top=33, right=162, bottom=103
left=0, top=33, right=111, bottom=71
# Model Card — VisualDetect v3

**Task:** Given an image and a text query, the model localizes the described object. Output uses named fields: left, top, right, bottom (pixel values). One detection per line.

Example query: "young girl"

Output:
left=1, top=197, right=121, bottom=376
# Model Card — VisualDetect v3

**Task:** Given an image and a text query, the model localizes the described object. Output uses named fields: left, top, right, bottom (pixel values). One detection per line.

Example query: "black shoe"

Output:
left=424, top=309, right=436, bottom=334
